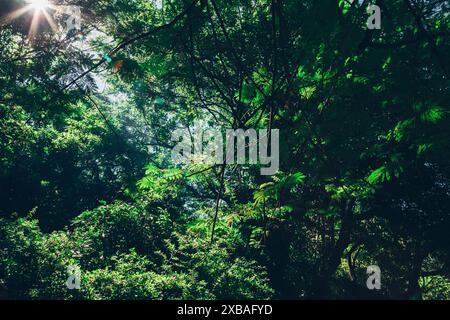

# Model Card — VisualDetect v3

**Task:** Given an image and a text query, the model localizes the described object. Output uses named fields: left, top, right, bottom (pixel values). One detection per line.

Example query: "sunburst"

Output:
left=0, top=0, right=59, bottom=39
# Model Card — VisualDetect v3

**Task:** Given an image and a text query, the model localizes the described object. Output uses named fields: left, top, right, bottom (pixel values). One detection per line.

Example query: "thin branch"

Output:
left=210, top=163, right=225, bottom=244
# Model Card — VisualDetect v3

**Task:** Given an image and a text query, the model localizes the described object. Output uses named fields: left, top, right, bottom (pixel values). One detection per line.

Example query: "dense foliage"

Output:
left=0, top=0, right=449, bottom=299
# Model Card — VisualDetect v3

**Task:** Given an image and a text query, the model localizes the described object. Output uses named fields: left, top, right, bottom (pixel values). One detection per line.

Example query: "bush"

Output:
left=0, top=203, right=274, bottom=300
left=80, top=251, right=212, bottom=300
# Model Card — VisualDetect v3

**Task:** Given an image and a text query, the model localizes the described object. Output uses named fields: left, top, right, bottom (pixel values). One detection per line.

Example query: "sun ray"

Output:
left=0, top=6, right=32, bottom=26
left=27, top=10, right=41, bottom=39
left=1, top=0, right=60, bottom=38
left=41, top=9, right=58, bottom=33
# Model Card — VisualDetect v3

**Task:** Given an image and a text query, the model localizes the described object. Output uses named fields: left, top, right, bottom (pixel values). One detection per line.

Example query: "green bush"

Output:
left=0, top=202, right=274, bottom=300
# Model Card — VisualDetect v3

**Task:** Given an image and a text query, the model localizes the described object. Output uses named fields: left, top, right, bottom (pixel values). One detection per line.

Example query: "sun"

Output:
left=25, top=0, right=57, bottom=38
left=27, top=0, right=51, bottom=11
left=0, top=0, right=60, bottom=38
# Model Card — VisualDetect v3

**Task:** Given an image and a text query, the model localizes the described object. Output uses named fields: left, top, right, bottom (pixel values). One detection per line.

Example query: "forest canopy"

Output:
left=0, top=0, right=449, bottom=300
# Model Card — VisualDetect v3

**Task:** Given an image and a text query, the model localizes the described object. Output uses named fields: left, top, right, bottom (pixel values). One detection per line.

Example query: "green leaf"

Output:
left=420, top=107, right=445, bottom=123
left=368, top=166, right=387, bottom=184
